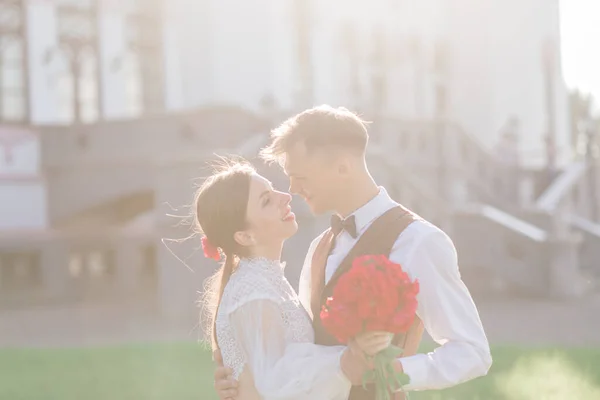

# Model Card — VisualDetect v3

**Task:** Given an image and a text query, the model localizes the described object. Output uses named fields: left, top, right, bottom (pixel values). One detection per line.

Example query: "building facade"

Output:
left=171, top=0, right=571, bottom=168
left=0, top=0, right=167, bottom=125
left=1, top=2, right=598, bottom=330
left=0, top=0, right=571, bottom=166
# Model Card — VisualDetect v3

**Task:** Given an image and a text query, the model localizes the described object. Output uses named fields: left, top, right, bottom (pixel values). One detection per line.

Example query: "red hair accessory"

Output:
left=201, top=236, right=221, bottom=261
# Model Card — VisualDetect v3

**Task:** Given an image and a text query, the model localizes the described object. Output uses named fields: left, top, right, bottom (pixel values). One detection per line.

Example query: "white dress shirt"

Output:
left=298, top=187, right=492, bottom=391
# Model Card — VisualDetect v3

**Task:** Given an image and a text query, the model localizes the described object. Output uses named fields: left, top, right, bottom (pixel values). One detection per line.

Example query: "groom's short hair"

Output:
left=260, top=105, right=369, bottom=165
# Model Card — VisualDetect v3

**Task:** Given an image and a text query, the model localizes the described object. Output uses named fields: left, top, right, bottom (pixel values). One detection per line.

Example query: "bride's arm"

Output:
left=228, top=299, right=352, bottom=400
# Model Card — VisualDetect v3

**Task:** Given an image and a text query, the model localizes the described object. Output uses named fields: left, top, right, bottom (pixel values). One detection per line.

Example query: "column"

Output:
left=162, top=2, right=184, bottom=112
left=547, top=236, right=586, bottom=299
left=97, top=0, right=128, bottom=119
left=115, top=241, right=142, bottom=293
left=547, top=199, right=586, bottom=299
left=26, top=0, right=60, bottom=123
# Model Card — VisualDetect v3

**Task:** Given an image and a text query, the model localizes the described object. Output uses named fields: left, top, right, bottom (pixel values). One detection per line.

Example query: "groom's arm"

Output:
left=391, top=227, right=492, bottom=391
left=213, top=350, right=238, bottom=400
left=297, top=231, right=327, bottom=316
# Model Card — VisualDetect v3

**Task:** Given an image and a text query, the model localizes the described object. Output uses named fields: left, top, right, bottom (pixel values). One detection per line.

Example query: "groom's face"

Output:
left=283, top=142, right=342, bottom=215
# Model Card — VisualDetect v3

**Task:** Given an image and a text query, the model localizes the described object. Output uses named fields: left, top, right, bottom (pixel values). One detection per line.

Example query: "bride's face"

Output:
left=241, top=173, right=298, bottom=248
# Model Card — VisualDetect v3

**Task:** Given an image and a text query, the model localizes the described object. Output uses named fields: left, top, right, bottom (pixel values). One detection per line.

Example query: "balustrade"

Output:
left=0, top=230, right=158, bottom=308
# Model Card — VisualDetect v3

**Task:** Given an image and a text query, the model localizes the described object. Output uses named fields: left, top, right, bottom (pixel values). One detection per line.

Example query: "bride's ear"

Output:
left=233, top=230, right=255, bottom=248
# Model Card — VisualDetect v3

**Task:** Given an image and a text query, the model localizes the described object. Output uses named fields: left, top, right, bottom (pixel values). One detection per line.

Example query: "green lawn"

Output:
left=1, top=342, right=600, bottom=400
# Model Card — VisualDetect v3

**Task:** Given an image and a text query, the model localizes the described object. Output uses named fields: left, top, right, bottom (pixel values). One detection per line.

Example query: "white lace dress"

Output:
left=216, top=257, right=351, bottom=400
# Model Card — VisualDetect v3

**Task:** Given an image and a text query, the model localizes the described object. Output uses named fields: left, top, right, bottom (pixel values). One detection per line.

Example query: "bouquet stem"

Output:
left=361, top=345, right=410, bottom=400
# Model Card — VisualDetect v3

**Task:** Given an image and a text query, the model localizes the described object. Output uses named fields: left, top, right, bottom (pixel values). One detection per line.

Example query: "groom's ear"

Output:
left=336, top=156, right=352, bottom=176
left=233, top=230, right=255, bottom=248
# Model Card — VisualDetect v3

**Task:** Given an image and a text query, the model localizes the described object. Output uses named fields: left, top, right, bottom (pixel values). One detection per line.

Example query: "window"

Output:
left=56, top=0, right=100, bottom=123
left=68, top=249, right=116, bottom=280
left=56, top=69, right=75, bottom=122
left=126, top=1, right=163, bottom=114
left=0, top=252, right=42, bottom=290
left=0, top=37, right=27, bottom=122
left=78, top=52, right=99, bottom=123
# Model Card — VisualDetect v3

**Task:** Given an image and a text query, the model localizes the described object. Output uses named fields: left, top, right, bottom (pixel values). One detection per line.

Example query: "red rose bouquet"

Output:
left=320, top=254, right=419, bottom=400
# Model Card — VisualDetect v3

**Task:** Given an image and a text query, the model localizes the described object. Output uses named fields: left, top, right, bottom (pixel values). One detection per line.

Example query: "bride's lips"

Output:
left=282, top=206, right=295, bottom=221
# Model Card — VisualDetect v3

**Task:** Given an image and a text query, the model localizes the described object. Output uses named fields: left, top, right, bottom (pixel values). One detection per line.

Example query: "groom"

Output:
left=213, top=105, right=492, bottom=398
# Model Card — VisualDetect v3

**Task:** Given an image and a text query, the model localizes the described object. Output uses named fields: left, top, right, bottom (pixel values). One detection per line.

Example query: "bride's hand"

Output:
left=354, top=331, right=394, bottom=356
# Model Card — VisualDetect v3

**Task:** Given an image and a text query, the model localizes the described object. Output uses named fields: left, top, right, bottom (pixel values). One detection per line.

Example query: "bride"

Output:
left=195, top=160, right=390, bottom=400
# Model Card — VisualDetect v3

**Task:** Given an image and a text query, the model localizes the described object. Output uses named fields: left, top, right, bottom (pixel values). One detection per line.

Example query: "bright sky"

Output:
left=560, top=0, right=600, bottom=108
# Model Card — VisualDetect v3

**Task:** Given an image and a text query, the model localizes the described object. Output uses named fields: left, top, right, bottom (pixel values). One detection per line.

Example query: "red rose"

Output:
left=320, top=254, right=419, bottom=400
left=320, top=254, right=419, bottom=343
left=321, top=300, right=363, bottom=342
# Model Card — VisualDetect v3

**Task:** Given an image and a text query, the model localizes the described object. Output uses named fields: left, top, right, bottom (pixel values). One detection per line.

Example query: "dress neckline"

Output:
left=238, top=257, right=286, bottom=274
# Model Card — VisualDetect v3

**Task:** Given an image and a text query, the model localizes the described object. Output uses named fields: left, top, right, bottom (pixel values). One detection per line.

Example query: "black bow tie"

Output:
left=331, top=214, right=357, bottom=239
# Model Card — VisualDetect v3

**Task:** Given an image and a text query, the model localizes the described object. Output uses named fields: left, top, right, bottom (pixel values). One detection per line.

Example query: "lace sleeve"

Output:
left=229, top=299, right=352, bottom=400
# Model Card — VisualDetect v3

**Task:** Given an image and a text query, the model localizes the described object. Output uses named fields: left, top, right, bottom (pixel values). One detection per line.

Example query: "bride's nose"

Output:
left=280, top=191, right=292, bottom=205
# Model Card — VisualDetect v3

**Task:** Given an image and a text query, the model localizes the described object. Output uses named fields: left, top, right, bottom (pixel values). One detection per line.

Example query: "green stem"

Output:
left=374, top=353, right=392, bottom=400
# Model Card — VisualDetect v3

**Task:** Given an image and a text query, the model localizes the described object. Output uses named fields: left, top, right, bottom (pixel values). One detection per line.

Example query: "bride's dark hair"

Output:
left=195, top=158, right=255, bottom=350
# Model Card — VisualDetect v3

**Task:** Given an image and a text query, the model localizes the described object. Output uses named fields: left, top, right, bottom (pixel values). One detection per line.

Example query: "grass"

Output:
left=1, top=342, right=600, bottom=400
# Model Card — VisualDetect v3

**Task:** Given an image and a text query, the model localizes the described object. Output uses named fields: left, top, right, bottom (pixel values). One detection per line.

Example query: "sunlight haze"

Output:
left=560, top=0, right=600, bottom=106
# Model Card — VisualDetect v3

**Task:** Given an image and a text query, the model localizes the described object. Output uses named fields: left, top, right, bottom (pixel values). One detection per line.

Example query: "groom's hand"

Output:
left=213, top=350, right=238, bottom=400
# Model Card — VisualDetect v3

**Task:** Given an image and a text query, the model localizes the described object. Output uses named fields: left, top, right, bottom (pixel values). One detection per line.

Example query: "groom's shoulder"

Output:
left=408, top=220, right=459, bottom=259
left=402, top=217, right=454, bottom=245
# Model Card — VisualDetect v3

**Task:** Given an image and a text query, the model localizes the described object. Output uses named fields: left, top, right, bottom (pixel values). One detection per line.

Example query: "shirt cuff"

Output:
left=398, top=353, right=429, bottom=391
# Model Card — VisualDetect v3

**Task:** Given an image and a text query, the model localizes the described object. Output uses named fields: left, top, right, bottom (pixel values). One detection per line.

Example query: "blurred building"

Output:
left=0, top=125, right=46, bottom=230
left=171, top=0, right=571, bottom=169
left=2, top=0, right=596, bottom=321
left=1, top=0, right=570, bottom=165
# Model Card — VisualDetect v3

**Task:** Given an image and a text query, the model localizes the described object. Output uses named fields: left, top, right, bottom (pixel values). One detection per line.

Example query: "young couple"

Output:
left=195, top=105, right=492, bottom=400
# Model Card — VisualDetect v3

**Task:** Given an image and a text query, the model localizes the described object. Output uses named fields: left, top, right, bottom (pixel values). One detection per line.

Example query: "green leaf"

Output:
left=385, top=363, right=399, bottom=390
left=382, top=345, right=404, bottom=359
left=375, top=365, right=383, bottom=385
left=373, top=365, right=395, bottom=400
left=393, top=371, right=411, bottom=388
left=390, top=374, right=402, bottom=391
left=373, top=354, right=387, bottom=370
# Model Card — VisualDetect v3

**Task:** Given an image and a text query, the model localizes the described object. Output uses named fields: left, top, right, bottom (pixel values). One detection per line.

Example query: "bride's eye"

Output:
left=262, top=196, right=271, bottom=207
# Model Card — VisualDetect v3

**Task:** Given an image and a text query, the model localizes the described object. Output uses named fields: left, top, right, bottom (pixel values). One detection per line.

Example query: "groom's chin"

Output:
left=303, top=197, right=329, bottom=215
left=307, top=203, right=328, bottom=216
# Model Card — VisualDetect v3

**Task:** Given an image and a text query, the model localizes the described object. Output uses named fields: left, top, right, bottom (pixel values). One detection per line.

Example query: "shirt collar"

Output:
left=346, top=187, right=397, bottom=235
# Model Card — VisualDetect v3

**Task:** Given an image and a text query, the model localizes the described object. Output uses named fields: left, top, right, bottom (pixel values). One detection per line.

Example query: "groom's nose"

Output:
left=288, top=180, right=300, bottom=195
